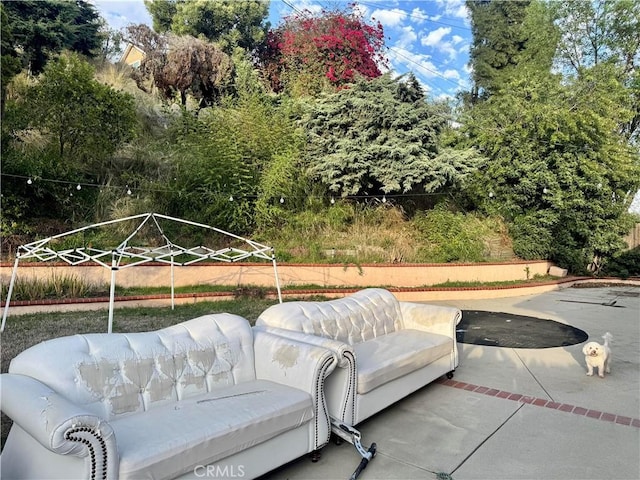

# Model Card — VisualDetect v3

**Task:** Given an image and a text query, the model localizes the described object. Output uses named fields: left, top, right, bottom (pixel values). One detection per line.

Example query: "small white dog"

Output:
left=582, top=332, right=613, bottom=378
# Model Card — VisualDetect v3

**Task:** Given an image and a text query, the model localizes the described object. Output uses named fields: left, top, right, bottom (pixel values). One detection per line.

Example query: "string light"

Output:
left=6, top=173, right=451, bottom=203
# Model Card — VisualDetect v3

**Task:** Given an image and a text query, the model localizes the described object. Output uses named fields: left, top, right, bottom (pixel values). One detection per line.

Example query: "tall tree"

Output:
left=552, top=0, right=640, bottom=144
left=3, top=0, right=103, bottom=74
left=144, top=0, right=269, bottom=53
left=466, top=0, right=531, bottom=100
left=464, top=67, right=640, bottom=272
left=260, top=5, right=387, bottom=96
left=144, top=0, right=178, bottom=33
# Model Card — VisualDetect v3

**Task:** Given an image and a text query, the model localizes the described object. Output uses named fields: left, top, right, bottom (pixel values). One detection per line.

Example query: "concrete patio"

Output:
left=261, top=284, right=640, bottom=480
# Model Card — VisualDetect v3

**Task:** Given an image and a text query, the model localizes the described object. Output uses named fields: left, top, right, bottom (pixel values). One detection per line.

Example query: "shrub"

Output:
left=600, top=247, right=640, bottom=279
left=412, top=206, right=506, bottom=263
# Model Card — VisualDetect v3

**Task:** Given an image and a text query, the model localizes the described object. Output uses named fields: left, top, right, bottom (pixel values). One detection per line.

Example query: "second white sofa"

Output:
left=256, top=288, right=462, bottom=425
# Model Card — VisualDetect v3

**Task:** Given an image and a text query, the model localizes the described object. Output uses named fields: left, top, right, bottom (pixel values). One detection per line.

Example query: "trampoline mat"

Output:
left=457, top=310, right=588, bottom=349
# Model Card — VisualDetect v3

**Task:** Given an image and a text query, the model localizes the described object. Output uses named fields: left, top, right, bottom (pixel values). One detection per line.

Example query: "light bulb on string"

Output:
left=229, top=195, right=234, bottom=202
left=279, top=196, right=285, bottom=204
left=76, top=184, right=82, bottom=191
left=330, top=197, right=335, bottom=204
left=27, top=178, right=33, bottom=185
left=382, top=195, right=387, bottom=203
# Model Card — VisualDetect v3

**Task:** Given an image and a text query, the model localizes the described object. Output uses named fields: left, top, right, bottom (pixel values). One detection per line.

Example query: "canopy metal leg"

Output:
left=1, top=256, right=20, bottom=332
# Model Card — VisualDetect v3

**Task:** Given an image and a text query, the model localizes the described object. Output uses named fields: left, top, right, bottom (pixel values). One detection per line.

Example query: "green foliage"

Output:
left=3, top=0, right=103, bottom=74
left=1, top=272, right=105, bottom=301
left=1, top=4, right=21, bottom=118
left=156, top=110, right=257, bottom=234
left=551, top=0, right=640, bottom=144
left=24, top=52, right=137, bottom=163
left=466, top=0, right=532, bottom=99
left=150, top=94, right=298, bottom=234
left=464, top=66, right=640, bottom=272
left=412, top=205, right=506, bottom=263
left=600, top=246, right=640, bottom=278
left=303, top=74, right=460, bottom=198
left=1, top=53, right=138, bottom=228
left=146, top=0, right=269, bottom=53
left=254, top=150, right=310, bottom=230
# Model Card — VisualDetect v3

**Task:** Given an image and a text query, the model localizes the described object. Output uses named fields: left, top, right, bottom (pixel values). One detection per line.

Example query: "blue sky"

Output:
left=94, top=0, right=472, bottom=99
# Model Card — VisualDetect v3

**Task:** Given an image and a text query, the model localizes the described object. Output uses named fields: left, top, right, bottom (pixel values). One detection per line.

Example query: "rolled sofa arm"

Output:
left=1, top=373, right=119, bottom=479
left=400, top=302, right=462, bottom=338
left=252, top=328, right=338, bottom=450
left=254, top=326, right=357, bottom=425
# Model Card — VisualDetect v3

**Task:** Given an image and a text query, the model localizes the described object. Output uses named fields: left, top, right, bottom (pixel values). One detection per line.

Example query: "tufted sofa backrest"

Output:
left=256, top=288, right=403, bottom=345
left=8, top=314, right=256, bottom=420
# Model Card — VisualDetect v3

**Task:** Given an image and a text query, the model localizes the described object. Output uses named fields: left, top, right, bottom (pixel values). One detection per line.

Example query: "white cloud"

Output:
left=388, top=47, right=439, bottom=79
left=435, top=0, right=469, bottom=20
left=371, top=8, right=407, bottom=27
left=421, top=27, right=451, bottom=47
left=92, top=0, right=152, bottom=30
left=442, top=69, right=461, bottom=80
left=420, top=27, right=459, bottom=60
left=410, top=7, right=427, bottom=24
left=395, top=26, right=418, bottom=50
left=292, top=0, right=323, bottom=15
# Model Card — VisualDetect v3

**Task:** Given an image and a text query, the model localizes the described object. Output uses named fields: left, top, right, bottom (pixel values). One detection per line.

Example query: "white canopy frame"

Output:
left=1, top=213, right=282, bottom=333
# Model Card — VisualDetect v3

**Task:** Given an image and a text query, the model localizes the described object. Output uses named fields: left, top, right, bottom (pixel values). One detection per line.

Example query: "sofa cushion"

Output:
left=353, top=330, right=452, bottom=394
left=112, top=379, right=313, bottom=480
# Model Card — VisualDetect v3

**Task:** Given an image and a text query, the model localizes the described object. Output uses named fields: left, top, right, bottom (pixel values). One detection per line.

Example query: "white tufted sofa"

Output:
left=0, top=313, right=337, bottom=480
left=256, top=288, right=462, bottom=425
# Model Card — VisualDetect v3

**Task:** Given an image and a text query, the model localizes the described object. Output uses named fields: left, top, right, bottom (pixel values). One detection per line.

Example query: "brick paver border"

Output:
left=437, top=378, right=640, bottom=428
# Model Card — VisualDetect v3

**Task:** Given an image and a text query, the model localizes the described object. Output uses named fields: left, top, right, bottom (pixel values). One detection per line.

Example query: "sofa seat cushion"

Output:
left=112, top=379, right=313, bottom=480
left=353, top=330, right=452, bottom=394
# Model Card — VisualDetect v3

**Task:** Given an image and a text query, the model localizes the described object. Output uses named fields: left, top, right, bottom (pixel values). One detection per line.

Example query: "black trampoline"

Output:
left=457, top=310, right=588, bottom=349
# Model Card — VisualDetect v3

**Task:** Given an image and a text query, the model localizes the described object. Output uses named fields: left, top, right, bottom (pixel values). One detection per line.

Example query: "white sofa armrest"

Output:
left=252, top=328, right=338, bottom=449
left=254, top=326, right=357, bottom=424
left=399, top=302, right=462, bottom=338
left=1, top=373, right=119, bottom=479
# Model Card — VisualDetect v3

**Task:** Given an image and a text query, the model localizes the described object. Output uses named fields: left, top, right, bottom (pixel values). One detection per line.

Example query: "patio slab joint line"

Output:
left=437, top=378, right=640, bottom=428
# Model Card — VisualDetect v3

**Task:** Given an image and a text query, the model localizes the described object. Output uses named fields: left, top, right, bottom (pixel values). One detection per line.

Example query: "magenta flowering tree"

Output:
left=259, top=4, right=387, bottom=95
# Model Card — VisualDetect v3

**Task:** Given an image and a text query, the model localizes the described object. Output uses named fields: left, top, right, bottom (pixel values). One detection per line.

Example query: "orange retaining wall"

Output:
left=0, top=260, right=554, bottom=289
